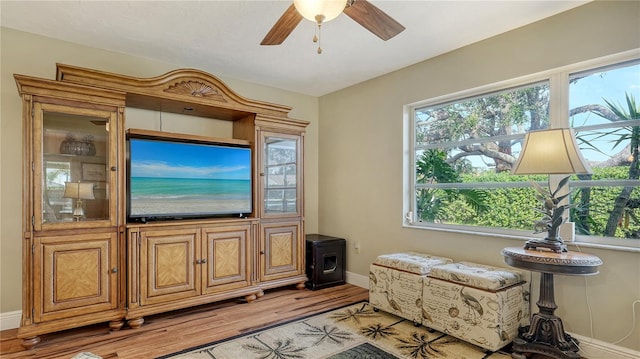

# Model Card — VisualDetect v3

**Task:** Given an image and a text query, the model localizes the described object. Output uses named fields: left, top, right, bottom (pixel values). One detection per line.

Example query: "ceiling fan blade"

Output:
left=261, top=4, right=303, bottom=45
left=343, top=0, right=405, bottom=41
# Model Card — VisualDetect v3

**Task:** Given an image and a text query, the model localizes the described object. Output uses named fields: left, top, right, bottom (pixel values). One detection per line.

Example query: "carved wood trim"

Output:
left=56, top=64, right=293, bottom=120
left=164, top=80, right=226, bottom=102
left=14, top=74, right=126, bottom=107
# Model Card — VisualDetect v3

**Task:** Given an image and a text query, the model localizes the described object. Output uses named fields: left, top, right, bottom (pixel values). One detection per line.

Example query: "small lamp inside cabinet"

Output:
left=63, top=181, right=95, bottom=221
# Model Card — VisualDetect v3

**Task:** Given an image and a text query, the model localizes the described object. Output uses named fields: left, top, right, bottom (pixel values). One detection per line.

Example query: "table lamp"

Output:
left=64, top=181, right=95, bottom=221
left=511, top=128, right=591, bottom=252
left=504, top=127, right=602, bottom=359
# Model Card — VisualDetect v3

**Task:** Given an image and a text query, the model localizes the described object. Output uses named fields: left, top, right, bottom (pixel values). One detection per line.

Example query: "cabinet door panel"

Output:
left=259, top=132, right=302, bottom=218
left=140, top=228, right=200, bottom=305
left=260, top=221, right=302, bottom=281
left=34, top=102, right=119, bottom=231
left=202, top=225, right=251, bottom=293
left=34, top=233, right=118, bottom=322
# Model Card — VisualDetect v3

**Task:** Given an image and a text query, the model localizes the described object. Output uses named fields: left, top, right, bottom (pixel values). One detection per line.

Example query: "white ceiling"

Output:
left=1, top=1, right=588, bottom=96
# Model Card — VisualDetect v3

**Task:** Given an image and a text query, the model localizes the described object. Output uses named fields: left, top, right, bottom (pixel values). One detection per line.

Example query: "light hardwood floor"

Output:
left=0, top=284, right=369, bottom=359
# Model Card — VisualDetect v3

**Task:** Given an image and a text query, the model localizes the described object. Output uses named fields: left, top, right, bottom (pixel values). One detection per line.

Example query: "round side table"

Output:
left=501, top=247, right=603, bottom=359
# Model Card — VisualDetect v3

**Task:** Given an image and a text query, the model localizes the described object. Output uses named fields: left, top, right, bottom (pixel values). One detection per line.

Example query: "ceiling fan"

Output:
left=261, top=0, right=405, bottom=51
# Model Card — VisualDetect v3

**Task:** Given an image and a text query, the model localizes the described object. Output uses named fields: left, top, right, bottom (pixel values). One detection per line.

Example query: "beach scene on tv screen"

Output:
left=129, top=139, right=251, bottom=217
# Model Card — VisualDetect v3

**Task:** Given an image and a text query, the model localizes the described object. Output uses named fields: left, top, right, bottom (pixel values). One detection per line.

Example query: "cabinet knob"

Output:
left=260, top=251, right=265, bottom=255
left=111, top=268, right=118, bottom=273
left=201, top=259, right=207, bottom=264
left=196, top=259, right=202, bottom=264
left=260, top=173, right=265, bottom=177
left=110, top=166, right=117, bottom=171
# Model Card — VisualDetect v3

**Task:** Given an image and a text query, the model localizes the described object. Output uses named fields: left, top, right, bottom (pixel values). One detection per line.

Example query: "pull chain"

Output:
left=313, top=14, right=325, bottom=54
left=314, top=23, right=322, bottom=54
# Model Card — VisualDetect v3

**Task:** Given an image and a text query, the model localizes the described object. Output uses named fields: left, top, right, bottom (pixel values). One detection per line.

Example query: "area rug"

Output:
left=159, top=302, right=511, bottom=359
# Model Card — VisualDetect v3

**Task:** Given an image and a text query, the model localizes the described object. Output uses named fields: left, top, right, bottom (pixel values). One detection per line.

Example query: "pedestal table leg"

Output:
left=511, top=272, right=581, bottom=359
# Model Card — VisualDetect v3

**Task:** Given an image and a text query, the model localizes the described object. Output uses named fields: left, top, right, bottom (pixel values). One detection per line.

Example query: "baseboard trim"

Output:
left=345, top=270, right=369, bottom=289
left=0, top=310, right=21, bottom=331
left=344, top=271, right=639, bottom=359
left=573, top=334, right=640, bottom=359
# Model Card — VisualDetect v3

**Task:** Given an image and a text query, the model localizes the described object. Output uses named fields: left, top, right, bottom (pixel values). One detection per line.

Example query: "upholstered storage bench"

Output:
left=422, top=261, right=530, bottom=351
left=369, top=252, right=453, bottom=324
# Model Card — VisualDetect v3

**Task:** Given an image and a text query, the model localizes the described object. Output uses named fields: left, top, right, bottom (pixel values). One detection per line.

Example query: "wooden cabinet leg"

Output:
left=296, top=282, right=306, bottom=290
left=245, top=293, right=257, bottom=303
left=128, top=317, right=144, bottom=329
left=21, top=336, right=40, bottom=349
left=109, top=319, right=125, bottom=331
left=256, top=290, right=265, bottom=298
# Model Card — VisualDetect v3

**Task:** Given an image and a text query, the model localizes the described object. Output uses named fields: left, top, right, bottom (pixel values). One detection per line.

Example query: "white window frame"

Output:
left=403, top=49, right=640, bottom=252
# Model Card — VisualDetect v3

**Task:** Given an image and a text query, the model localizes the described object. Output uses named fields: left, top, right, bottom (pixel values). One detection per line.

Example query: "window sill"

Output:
left=403, top=222, right=640, bottom=254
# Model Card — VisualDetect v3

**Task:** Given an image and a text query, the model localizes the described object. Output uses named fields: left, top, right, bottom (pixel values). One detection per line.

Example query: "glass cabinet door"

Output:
left=34, top=102, right=118, bottom=230
left=262, top=133, right=301, bottom=217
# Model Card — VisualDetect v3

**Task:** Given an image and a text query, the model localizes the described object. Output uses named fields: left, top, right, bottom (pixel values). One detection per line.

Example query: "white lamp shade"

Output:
left=511, top=128, right=592, bottom=175
left=64, top=181, right=95, bottom=200
left=294, top=0, right=347, bottom=22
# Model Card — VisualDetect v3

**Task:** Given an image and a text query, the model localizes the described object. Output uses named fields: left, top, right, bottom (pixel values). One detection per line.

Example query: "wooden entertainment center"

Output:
left=14, top=64, right=309, bottom=348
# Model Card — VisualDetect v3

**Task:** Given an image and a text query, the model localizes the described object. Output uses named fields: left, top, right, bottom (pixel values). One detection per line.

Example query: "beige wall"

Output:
left=0, top=27, right=319, bottom=313
left=318, top=1, right=640, bottom=352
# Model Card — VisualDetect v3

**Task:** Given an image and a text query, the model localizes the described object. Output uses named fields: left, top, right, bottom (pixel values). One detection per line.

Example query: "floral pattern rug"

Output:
left=159, top=302, right=512, bottom=359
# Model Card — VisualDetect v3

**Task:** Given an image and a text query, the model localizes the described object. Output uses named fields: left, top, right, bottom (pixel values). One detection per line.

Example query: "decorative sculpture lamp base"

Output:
left=523, top=238, right=568, bottom=253
left=501, top=247, right=602, bottom=359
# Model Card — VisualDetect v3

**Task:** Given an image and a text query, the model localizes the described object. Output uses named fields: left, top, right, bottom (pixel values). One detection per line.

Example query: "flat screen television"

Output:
left=127, top=133, right=252, bottom=222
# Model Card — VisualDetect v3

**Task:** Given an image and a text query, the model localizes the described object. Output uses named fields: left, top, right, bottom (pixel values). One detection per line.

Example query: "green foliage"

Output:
left=600, top=93, right=640, bottom=237
left=416, top=149, right=489, bottom=222
left=570, top=166, right=640, bottom=238
left=419, top=167, right=639, bottom=239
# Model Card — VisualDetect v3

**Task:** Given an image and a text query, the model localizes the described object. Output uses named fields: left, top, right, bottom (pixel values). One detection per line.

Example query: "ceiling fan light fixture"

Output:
left=293, top=0, right=347, bottom=23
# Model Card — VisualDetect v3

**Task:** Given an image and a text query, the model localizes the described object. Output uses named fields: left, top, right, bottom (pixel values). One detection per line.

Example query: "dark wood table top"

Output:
left=501, top=246, right=602, bottom=275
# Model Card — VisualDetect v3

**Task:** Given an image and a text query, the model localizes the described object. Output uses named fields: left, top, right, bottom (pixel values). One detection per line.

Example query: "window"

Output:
left=569, top=61, right=640, bottom=243
left=406, top=52, right=640, bottom=248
